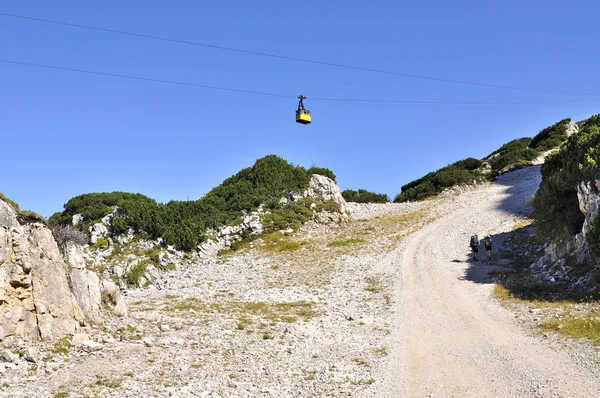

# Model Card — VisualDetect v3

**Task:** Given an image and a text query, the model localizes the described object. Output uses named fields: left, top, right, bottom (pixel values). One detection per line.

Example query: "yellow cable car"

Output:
left=295, top=95, right=311, bottom=124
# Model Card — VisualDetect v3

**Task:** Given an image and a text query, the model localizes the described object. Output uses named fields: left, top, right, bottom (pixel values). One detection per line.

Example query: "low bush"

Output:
left=532, top=114, right=600, bottom=242
left=487, top=138, right=539, bottom=172
left=308, top=166, right=336, bottom=182
left=586, top=214, right=600, bottom=258
left=18, top=210, right=47, bottom=225
left=49, top=155, right=330, bottom=251
left=529, top=118, right=571, bottom=151
left=342, top=189, right=389, bottom=203
left=394, top=158, right=485, bottom=203
left=125, top=263, right=148, bottom=286
left=52, top=225, right=88, bottom=246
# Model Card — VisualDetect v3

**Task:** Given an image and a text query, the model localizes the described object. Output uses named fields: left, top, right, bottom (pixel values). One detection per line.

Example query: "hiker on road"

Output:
left=469, top=234, right=480, bottom=261
left=484, top=235, right=492, bottom=260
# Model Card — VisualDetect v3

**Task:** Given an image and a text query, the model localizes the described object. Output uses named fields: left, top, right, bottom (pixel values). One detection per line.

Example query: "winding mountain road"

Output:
left=381, top=166, right=600, bottom=398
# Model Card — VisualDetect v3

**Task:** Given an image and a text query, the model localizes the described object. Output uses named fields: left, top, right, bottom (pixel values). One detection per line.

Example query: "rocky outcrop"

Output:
left=0, top=200, right=126, bottom=342
left=306, top=174, right=347, bottom=214
left=197, top=211, right=264, bottom=260
left=529, top=179, right=600, bottom=293
left=565, top=120, right=580, bottom=137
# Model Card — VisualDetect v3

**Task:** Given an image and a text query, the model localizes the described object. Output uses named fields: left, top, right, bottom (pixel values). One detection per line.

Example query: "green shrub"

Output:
left=314, top=200, right=341, bottom=213
left=125, top=263, right=148, bottom=285
left=342, top=189, right=389, bottom=203
left=110, top=216, right=128, bottom=236
left=19, top=210, right=47, bottom=224
left=532, top=114, right=600, bottom=242
left=48, top=155, right=322, bottom=251
left=394, top=157, right=484, bottom=202
left=0, top=192, right=20, bottom=212
left=587, top=214, right=600, bottom=258
left=90, top=238, right=109, bottom=250
left=487, top=138, right=539, bottom=172
left=308, top=166, right=336, bottom=182
left=529, top=118, right=571, bottom=151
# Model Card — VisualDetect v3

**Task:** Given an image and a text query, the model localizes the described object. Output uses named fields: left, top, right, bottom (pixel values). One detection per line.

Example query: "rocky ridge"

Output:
left=528, top=178, right=600, bottom=293
left=0, top=200, right=126, bottom=344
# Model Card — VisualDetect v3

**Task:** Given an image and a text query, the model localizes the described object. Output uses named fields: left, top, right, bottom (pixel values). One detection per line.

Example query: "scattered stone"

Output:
left=142, top=337, right=154, bottom=347
left=0, top=349, right=17, bottom=363
left=72, top=333, right=90, bottom=346
left=23, top=347, right=37, bottom=363
left=82, top=341, right=104, bottom=353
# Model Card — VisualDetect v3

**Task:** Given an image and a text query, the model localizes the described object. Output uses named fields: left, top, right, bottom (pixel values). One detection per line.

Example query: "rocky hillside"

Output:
left=527, top=115, right=600, bottom=296
left=394, top=118, right=579, bottom=203
left=0, top=199, right=126, bottom=344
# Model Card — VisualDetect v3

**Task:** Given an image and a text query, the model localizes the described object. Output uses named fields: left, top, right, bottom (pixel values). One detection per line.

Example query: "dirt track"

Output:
left=377, top=166, right=600, bottom=398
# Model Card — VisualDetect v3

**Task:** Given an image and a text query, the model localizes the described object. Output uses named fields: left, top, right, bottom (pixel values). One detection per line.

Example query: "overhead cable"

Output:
left=1, top=12, right=597, bottom=97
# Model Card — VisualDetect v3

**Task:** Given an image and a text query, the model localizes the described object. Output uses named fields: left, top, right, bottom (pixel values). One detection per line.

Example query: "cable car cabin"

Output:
left=296, top=109, right=311, bottom=124
left=295, top=95, right=311, bottom=124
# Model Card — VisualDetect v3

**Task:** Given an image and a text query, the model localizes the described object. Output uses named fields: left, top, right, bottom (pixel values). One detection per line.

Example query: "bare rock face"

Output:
left=0, top=200, right=80, bottom=340
left=0, top=200, right=126, bottom=342
left=565, top=120, right=580, bottom=137
left=529, top=179, right=600, bottom=292
left=577, top=180, right=600, bottom=237
left=306, top=174, right=347, bottom=214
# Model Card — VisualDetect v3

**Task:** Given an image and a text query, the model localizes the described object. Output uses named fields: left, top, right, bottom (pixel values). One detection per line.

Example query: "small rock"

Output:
left=82, top=341, right=104, bottom=353
left=0, top=349, right=17, bottom=363
left=160, top=324, right=170, bottom=332
left=24, top=347, right=37, bottom=363
left=142, top=337, right=154, bottom=347
left=72, top=333, right=90, bottom=346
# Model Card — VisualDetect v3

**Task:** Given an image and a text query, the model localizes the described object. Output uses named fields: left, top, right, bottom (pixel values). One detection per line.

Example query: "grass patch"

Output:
left=539, top=314, right=600, bottom=345
left=125, top=262, right=148, bottom=286
left=94, top=375, right=122, bottom=388
left=375, top=347, right=389, bottom=357
left=0, top=192, right=20, bottom=212
left=49, top=336, right=72, bottom=355
left=352, top=358, right=369, bottom=367
left=364, top=277, right=383, bottom=294
left=261, top=232, right=309, bottom=253
left=512, top=218, right=534, bottom=231
left=328, top=238, right=365, bottom=247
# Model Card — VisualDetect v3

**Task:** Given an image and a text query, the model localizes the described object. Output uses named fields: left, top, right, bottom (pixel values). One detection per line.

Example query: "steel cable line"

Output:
left=2, top=11, right=598, bottom=97
left=0, top=59, right=293, bottom=99
left=2, top=59, right=600, bottom=108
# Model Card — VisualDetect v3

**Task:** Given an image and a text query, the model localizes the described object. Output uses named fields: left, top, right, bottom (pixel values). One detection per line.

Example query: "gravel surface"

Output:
left=372, top=165, right=600, bottom=398
left=3, top=165, right=600, bottom=397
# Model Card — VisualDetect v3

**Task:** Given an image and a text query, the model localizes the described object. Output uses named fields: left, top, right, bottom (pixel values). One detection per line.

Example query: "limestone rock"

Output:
left=23, top=347, right=37, bottom=363
left=82, top=340, right=104, bottom=352
left=306, top=174, right=347, bottom=214
left=89, top=223, right=108, bottom=244
left=0, top=200, right=126, bottom=343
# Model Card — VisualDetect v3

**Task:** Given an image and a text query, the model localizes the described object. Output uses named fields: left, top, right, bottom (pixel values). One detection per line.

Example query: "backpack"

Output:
left=484, top=236, right=491, bottom=248
left=470, top=234, right=478, bottom=247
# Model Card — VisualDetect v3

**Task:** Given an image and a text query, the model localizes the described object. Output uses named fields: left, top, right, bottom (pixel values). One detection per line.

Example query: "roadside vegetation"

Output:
left=394, top=157, right=485, bottom=202
left=394, top=118, right=575, bottom=203
left=48, top=155, right=336, bottom=251
left=342, top=189, right=389, bottom=203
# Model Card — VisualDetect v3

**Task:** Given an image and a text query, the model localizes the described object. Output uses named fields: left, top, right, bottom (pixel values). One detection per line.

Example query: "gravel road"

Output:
left=375, top=166, right=600, bottom=398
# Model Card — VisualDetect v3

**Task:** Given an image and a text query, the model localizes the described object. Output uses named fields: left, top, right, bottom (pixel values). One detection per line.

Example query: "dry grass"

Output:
left=328, top=238, right=365, bottom=247
left=155, top=297, right=317, bottom=324
left=539, top=314, right=600, bottom=346
left=512, top=218, right=534, bottom=231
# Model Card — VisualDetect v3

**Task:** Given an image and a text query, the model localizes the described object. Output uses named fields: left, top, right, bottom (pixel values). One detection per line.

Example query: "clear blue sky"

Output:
left=2, top=1, right=600, bottom=217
